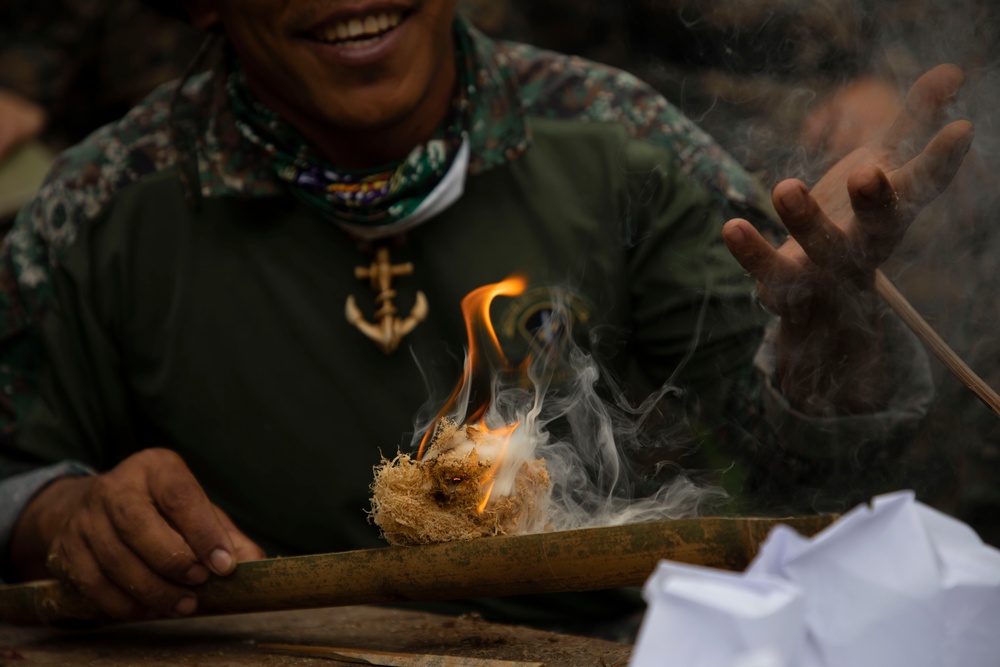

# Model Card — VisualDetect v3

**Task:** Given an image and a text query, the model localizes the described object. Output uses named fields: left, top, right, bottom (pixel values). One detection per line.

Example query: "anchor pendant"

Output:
left=345, top=246, right=428, bottom=354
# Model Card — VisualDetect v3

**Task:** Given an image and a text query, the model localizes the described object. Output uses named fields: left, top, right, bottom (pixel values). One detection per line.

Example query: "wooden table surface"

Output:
left=0, top=605, right=633, bottom=666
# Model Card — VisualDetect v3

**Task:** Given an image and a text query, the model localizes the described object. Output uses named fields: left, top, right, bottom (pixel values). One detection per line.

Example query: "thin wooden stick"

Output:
left=875, top=270, right=1000, bottom=415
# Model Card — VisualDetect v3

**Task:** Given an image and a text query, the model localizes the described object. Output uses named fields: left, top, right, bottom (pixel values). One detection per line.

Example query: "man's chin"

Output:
left=323, top=97, right=423, bottom=132
left=314, top=103, right=427, bottom=137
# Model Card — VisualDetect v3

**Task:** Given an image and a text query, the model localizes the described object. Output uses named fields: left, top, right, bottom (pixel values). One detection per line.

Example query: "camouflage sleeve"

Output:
left=506, top=39, right=784, bottom=238
left=0, top=92, right=152, bottom=558
left=0, top=172, right=79, bottom=568
left=0, top=214, right=54, bottom=446
left=726, top=316, right=934, bottom=514
left=0, top=171, right=140, bottom=571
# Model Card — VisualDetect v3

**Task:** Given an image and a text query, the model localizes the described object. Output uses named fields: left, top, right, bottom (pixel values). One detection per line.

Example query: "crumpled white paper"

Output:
left=629, top=491, right=1000, bottom=667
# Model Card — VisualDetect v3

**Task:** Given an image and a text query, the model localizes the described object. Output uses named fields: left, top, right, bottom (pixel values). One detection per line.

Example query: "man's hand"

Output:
left=722, top=64, right=975, bottom=414
left=9, top=448, right=265, bottom=621
left=0, top=90, right=47, bottom=161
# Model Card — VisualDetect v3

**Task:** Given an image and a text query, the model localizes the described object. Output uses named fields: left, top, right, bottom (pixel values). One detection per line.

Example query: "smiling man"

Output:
left=0, top=0, right=972, bottom=625
left=191, top=0, right=461, bottom=167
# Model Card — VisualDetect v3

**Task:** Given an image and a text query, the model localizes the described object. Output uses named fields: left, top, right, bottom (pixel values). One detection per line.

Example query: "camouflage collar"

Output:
left=459, top=18, right=532, bottom=175
left=186, top=17, right=531, bottom=199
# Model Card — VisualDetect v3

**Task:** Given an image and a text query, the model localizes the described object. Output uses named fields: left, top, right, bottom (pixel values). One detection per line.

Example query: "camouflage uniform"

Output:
left=0, top=0, right=203, bottom=150
left=0, top=16, right=934, bottom=610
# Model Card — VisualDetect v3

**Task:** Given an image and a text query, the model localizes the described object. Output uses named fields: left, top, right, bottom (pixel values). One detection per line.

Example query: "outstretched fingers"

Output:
left=771, top=180, right=855, bottom=272
left=722, top=218, right=796, bottom=287
left=891, top=119, right=975, bottom=213
left=722, top=179, right=854, bottom=286
left=722, top=214, right=825, bottom=320
left=884, top=64, right=965, bottom=163
left=724, top=177, right=880, bottom=320
left=846, top=165, right=907, bottom=268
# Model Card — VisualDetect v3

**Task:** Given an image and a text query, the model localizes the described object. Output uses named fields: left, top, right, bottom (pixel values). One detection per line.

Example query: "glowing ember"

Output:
left=369, top=277, right=552, bottom=545
left=370, top=419, right=550, bottom=545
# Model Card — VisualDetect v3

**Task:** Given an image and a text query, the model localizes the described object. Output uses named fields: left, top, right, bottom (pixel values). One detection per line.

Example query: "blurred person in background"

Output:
left=0, top=0, right=202, bottom=221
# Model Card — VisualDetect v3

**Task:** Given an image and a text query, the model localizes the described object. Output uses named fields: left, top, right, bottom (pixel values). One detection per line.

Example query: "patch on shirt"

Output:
left=493, top=284, right=593, bottom=367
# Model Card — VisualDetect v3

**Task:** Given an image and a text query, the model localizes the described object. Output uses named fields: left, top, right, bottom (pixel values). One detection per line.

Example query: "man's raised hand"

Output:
left=722, top=64, right=975, bottom=413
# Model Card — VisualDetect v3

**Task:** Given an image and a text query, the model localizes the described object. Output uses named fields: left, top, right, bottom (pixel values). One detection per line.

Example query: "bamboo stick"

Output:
left=0, top=515, right=835, bottom=627
left=875, top=270, right=1000, bottom=416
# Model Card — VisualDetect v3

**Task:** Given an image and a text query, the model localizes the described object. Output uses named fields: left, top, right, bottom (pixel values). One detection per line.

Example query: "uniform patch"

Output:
left=494, top=284, right=592, bottom=365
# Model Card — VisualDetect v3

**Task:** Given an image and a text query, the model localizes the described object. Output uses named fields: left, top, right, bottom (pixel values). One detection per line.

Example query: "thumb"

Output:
left=212, top=506, right=267, bottom=565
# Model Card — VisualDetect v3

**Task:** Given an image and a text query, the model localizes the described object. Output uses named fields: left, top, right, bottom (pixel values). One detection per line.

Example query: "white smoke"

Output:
left=410, top=287, right=727, bottom=534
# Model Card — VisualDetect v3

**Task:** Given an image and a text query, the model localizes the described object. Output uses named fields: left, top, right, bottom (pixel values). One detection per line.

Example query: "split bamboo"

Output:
left=0, top=515, right=834, bottom=627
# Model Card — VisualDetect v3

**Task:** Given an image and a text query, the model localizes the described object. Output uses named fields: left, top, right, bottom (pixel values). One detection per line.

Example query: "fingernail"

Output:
left=858, top=174, right=885, bottom=200
left=209, top=549, right=234, bottom=575
left=959, top=127, right=975, bottom=151
left=779, top=186, right=807, bottom=215
left=174, top=596, right=198, bottom=616
left=185, top=564, right=210, bottom=585
left=723, top=222, right=746, bottom=245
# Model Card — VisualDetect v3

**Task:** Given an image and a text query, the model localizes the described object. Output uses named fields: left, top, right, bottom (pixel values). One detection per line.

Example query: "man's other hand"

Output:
left=8, top=448, right=265, bottom=621
left=722, top=64, right=974, bottom=413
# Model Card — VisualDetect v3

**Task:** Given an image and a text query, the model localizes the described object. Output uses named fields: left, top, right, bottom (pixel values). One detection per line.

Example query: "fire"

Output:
left=418, top=276, right=530, bottom=514
left=475, top=421, right=519, bottom=513
left=417, top=276, right=528, bottom=460
left=371, top=276, right=723, bottom=547
left=369, top=276, right=551, bottom=545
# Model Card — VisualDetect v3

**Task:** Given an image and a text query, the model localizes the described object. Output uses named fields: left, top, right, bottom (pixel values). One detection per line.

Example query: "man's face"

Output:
left=191, top=0, right=459, bottom=133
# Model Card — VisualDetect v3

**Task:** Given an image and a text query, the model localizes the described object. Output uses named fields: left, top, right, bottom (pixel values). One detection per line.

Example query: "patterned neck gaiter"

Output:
left=227, top=19, right=476, bottom=230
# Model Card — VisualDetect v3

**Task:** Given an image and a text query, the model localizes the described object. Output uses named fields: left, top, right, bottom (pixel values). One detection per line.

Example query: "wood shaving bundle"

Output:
left=370, top=420, right=550, bottom=545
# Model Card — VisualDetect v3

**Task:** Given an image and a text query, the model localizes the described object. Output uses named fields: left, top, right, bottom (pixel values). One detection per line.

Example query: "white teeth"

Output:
left=317, top=10, right=403, bottom=43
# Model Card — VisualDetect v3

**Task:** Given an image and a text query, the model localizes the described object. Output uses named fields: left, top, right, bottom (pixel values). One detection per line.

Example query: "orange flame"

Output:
left=475, top=421, right=520, bottom=514
left=417, top=277, right=529, bottom=512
